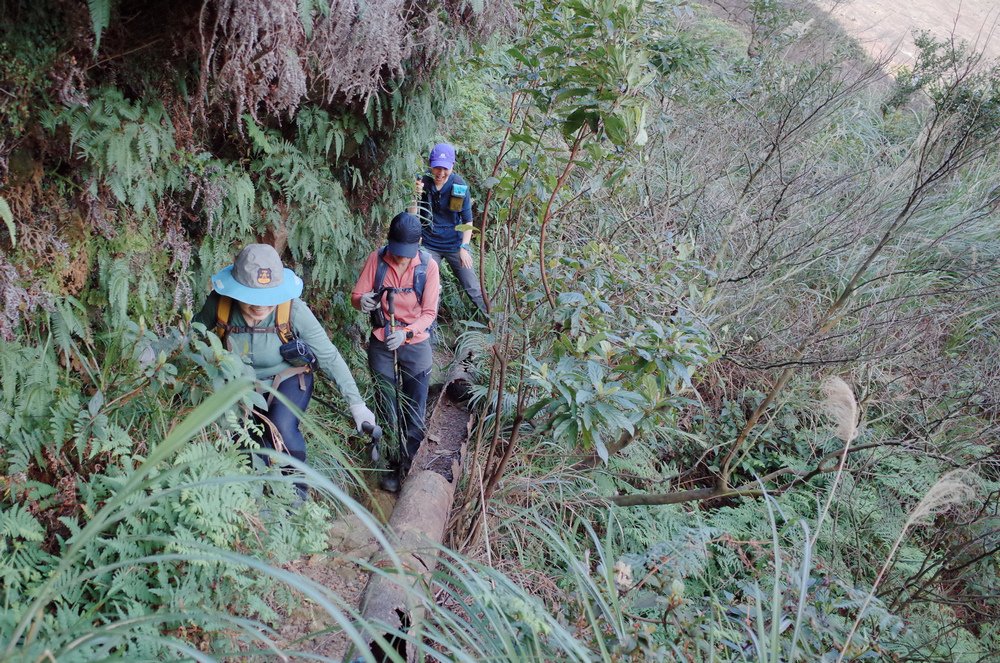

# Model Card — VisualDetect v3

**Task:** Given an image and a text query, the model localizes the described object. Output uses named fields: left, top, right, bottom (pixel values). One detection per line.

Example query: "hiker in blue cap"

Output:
left=195, top=243, right=376, bottom=499
left=410, top=142, right=487, bottom=314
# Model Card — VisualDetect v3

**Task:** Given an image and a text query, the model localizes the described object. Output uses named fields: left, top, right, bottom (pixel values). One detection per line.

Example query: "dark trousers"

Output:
left=257, top=370, right=313, bottom=498
left=425, top=248, right=487, bottom=313
left=368, top=336, right=432, bottom=460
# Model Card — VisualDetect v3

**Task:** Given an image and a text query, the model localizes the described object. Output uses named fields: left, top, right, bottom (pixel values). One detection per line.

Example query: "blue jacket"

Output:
left=417, top=173, right=472, bottom=253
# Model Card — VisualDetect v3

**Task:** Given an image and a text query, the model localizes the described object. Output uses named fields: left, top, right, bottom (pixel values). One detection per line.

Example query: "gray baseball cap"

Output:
left=211, top=244, right=303, bottom=305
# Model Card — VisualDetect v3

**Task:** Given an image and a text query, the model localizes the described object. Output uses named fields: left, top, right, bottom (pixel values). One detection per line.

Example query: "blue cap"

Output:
left=211, top=244, right=303, bottom=306
left=429, top=142, right=456, bottom=169
left=387, top=212, right=422, bottom=258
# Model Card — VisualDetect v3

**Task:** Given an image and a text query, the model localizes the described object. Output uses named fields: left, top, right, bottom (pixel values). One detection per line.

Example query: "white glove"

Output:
left=385, top=329, right=407, bottom=351
left=349, top=402, right=377, bottom=433
left=359, top=291, right=380, bottom=313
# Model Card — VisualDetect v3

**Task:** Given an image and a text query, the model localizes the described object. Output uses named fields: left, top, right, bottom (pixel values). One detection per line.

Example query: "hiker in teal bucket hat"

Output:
left=210, top=243, right=305, bottom=305
left=196, top=244, right=377, bottom=500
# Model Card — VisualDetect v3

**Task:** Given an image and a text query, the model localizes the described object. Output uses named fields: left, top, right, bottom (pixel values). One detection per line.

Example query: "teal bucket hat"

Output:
left=211, top=244, right=303, bottom=306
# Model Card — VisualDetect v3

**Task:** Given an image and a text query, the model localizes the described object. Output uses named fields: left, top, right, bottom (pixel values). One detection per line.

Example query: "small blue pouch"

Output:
left=449, top=183, right=469, bottom=211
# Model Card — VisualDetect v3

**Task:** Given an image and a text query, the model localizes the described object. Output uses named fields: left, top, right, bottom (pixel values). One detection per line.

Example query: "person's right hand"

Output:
left=385, top=329, right=407, bottom=351
left=349, top=402, right=377, bottom=433
left=414, top=178, right=424, bottom=195
left=359, top=291, right=380, bottom=313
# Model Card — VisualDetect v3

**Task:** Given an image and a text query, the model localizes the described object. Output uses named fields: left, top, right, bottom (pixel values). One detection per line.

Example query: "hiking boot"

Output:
left=379, top=467, right=401, bottom=493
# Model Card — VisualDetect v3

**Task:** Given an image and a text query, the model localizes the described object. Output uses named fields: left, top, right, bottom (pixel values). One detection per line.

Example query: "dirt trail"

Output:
left=263, top=344, right=466, bottom=661
left=821, top=0, right=1000, bottom=69
left=270, top=516, right=379, bottom=660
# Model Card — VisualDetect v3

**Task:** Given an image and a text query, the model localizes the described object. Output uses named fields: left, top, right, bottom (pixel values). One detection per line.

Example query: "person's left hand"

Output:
left=349, top=402, right=377, bottom=433
left=459, top=247, right=473, bottom=269
left=385, top=329, right=407, bottom=351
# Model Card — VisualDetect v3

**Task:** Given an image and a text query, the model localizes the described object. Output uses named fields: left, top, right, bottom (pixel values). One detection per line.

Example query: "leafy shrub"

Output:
left=0, top=311, right=344, bottom=658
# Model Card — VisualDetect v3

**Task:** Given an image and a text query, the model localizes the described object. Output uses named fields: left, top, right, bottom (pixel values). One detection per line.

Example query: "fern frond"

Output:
left=87, top=0, right=112, bottom=52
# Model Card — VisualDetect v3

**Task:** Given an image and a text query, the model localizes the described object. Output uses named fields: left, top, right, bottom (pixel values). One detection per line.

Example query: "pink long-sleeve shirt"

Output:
left=351, top=250, right=440, bottom=344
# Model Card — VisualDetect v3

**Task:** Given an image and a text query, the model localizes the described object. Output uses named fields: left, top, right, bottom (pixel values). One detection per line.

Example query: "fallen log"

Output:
left=348, top=363, right=472, bottom=662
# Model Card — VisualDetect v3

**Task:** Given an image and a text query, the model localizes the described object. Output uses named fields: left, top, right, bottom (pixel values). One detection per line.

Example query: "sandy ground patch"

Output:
left=820, top=0, right=1000, bottom=69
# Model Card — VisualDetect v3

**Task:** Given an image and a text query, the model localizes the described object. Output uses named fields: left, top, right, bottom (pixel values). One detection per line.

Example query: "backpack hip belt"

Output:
left=261, top=365, right=312, bottom=408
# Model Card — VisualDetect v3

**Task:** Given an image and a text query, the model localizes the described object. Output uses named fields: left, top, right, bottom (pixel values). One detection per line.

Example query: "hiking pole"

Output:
left=385, top=289, right=408, bottom=471
left=413, top=171, right=433, bottom=230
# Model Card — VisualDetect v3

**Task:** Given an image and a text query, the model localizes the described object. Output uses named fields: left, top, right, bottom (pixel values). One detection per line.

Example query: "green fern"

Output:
left=0, top=503, right=55, bottom=607
left=104, top=257, right=131, bottom=329
left=86, top=0, right=112, bottom=53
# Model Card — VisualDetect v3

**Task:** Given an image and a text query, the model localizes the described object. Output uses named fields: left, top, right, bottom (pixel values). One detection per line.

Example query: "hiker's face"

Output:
left=431, top=166, right=451, bottom=187
left=385, top=251, right=412, bottom=269
left=238, top=301, right=275, bottom=323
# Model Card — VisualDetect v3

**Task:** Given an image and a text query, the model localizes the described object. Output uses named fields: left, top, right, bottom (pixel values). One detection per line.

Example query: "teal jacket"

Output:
left=195, top=293, right=363, bottom=407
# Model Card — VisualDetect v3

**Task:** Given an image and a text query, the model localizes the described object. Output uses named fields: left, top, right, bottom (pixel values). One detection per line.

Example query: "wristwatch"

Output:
left=460, top=243, right=471, bottom=251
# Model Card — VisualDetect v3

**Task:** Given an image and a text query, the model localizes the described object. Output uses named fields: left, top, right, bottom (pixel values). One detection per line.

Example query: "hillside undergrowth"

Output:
left=1, top=0, right=998, bottom=661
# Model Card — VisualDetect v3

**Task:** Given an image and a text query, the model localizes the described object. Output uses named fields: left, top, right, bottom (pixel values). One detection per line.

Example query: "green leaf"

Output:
left=506, top=47, right=536, bottom=68
left=586, top=361, right=603, bottom=388
left=563, top=107, right=592, bottom=137
left=557, top=292, right=586, bottom=305
left=454, top=223, right=475, bottom=232
left=554, top=87, right=594, bottom=104
left=298, top=0, right=315, bottom=37
left=0, top=196, right=14, bottom=245
left=88, top=390, right=104, bottom=417
left=88, top=0, right=112, bottom=53
left=244, top=115, right=277, bottom=155
left=634, top=106, right=649, bottom=146
left=108, top=258, right=131, bottom=327
left=594, top=434, right=609, bottom=463
left=602, top=113, right=628, bottom=146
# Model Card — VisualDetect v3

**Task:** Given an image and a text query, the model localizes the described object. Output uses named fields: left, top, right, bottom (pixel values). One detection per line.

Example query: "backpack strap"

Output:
left=275, top=301, right=293, bottom=343
left=374, top=246, right=390, bottom=295
left=215, top=296, right=233, bottom=345
left=413, top=249, right=429, bottom=304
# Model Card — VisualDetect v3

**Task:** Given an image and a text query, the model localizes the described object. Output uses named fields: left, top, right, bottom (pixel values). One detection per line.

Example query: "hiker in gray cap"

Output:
left=195, top=243, right=376, bottom=499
